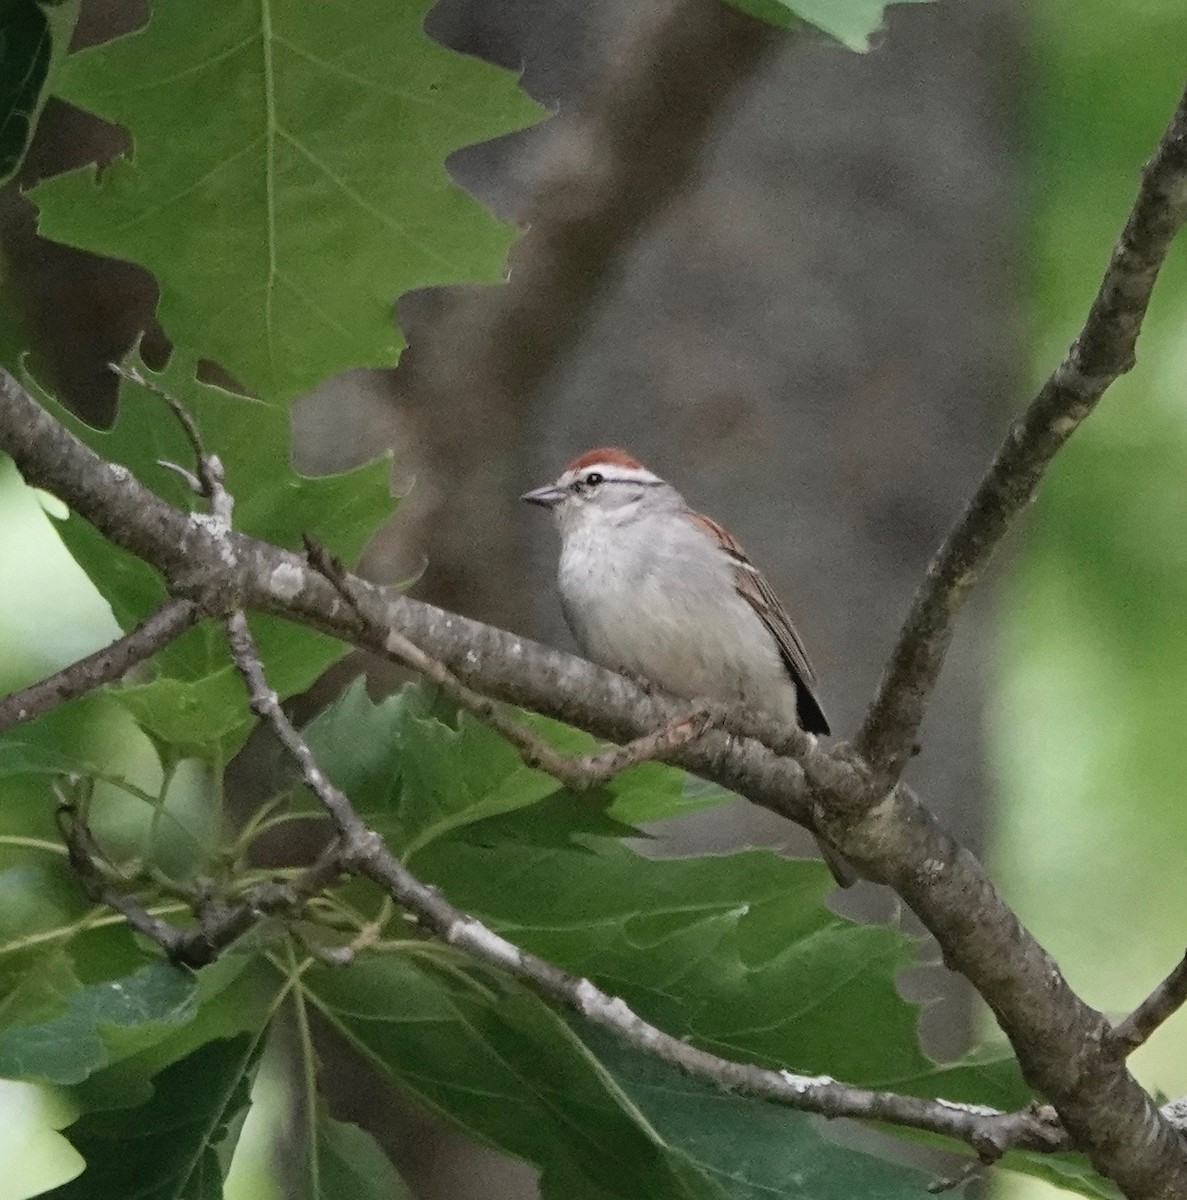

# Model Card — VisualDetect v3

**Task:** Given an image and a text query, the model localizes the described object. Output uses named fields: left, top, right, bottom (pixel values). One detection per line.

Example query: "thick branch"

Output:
left=4, top=375, right=1187, bottom=1196
left=857, top=81, right=1187, bottom=781
left=305, top=537, right=720, bottom=788
left=0, top=598, right=197, bottom=733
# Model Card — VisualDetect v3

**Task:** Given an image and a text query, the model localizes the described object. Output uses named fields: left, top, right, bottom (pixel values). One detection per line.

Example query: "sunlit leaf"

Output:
left=723, top=0, right=931, bottom=51
left=0, top=1080, right=84, bottom=1196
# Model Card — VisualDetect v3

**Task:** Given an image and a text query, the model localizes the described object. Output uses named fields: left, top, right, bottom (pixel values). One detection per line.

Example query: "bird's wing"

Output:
left=687, top=512, right=830, bottom=735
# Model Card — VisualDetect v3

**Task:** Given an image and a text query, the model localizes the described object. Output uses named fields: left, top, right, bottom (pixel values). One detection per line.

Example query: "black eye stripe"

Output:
left=573, top=475, right=662, bottom=488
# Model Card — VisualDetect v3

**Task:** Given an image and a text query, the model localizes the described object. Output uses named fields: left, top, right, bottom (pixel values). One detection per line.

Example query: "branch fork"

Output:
left=3, top=71, right=1187, bottom=1200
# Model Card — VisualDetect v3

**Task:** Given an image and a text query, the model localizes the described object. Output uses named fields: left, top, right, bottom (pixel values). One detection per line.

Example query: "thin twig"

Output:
left=56, top=795, right=345, bottom=968
left=222, top=605, right=1068, bottom=1161
left=109, top=360, right=234, bottom=534
left=1113, top=948, right=1187, bottom=1055
left=928, top=1158, right=988, bottom=1194
left=57, top=800, right=197, bottom=963
left=304, top=536, right=718, bottom=788
left=857, top=81, right=1187, bottom=782
left=0, top=599, right=198, bottom=733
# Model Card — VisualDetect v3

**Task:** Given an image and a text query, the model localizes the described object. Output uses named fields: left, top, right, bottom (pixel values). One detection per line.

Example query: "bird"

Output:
left=522, top=447, right=854, bottom=885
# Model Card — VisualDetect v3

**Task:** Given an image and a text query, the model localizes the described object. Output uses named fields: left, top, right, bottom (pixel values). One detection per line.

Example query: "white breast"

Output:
left=556, top=508, right=799, bottom=724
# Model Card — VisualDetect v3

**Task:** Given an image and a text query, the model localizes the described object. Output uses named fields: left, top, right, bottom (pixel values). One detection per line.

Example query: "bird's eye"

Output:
left=584, top=472, right=604, bottom=487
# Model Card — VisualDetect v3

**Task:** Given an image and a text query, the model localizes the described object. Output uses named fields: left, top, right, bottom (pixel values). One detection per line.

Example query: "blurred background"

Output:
left=0, top=0, right=1185, bottom=1197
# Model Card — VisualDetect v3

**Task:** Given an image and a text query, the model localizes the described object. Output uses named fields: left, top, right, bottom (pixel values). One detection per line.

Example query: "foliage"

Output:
left=723, top=0, right=931, bottom=51
left=0, top=0, right=78, bottom=187
left=0, top=0, right=1145, bottom=1197
left=29, top=0, right=542, bottom=402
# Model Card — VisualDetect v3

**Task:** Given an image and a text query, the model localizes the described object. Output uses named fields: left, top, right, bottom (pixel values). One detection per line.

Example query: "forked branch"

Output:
left=2, top=361, right=1186, bottom=1195
left=1114, top=948, right=1187, bottom=1055
left=3, top=68, right=1187, bottom=1200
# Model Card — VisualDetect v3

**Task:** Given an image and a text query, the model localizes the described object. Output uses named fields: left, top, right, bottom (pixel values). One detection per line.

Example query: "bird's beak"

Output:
left=520, top=483, right=567, bottom=508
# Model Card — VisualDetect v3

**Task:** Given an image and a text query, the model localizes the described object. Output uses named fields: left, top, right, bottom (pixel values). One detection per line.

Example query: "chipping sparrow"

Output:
left=523, top=447, right=854, bottom=885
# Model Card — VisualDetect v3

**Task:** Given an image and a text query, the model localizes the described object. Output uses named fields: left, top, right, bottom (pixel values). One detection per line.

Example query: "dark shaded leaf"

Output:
left=0, top=0, right=79, bottom=186
left=312, top=1111, right=415, bottom=1200
left=303, top=681, right=732, bottom=855
left=297, top=952, right=727, bottom=1200
left=579, top=1022, right=932, bottom=1199
left=46, top=1032, right=262, bottom=1199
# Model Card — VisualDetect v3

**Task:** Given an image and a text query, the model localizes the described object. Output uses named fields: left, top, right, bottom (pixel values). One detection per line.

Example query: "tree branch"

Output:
left=304, top=536, right=720, bottom=789
left=0, top=598, right=198, bottom=733
left=56, top=793, right=345, bottom=969
left=857, top=80, right=1187, bottom=782
left=1113, top=948, right=1187, bottom=1055
left=5, top=371, right=1187, bottom=1196
left=221, top=604, right=1068, bottom=1162
left=57, top=798, right=202, bottom=963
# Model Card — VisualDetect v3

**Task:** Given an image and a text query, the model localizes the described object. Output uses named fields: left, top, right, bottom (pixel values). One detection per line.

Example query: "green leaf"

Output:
left=0, top=0, right=80, bottom=187
left=0, top=861, right=132, bottom=975
left=296, top=952, right=728, bottom=1200
left=31, top=350, right=396, bottom=758
left=312, top=1111, right=414, bottom=1200
left=413, top=838, right=1050, bottom=1111
left=0, top=739, right=93, bottom=779
left=300, top=679, right=410, bottom=814
left=30, top=0, right=543, bottom=402
left=454, top=789, right=641, bottom=851
left=72, top=950, right=275, bottom=1114
left=0, top=944, right=80, bottom=1035
left=0, top=960, right=197, bottom=1085
left=112, top=670, right=256, bottom=763
left=413, top=838, right=1120, bottom=1194
left=282, top=941, right=413, bottom=1200
left=302, top=681, right=733, bottom=855
left=296, top=948, right=945, bottom=1199
left=1003, top=1149, right=1121, bottom=1200
left=0, top=1081, right=85, bottom=1196
left=724, top=0, right=931, bottom=50
left=45, top=1032, right=262, bottom=1199
left=579, top=1023, right=932, bottom=1199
